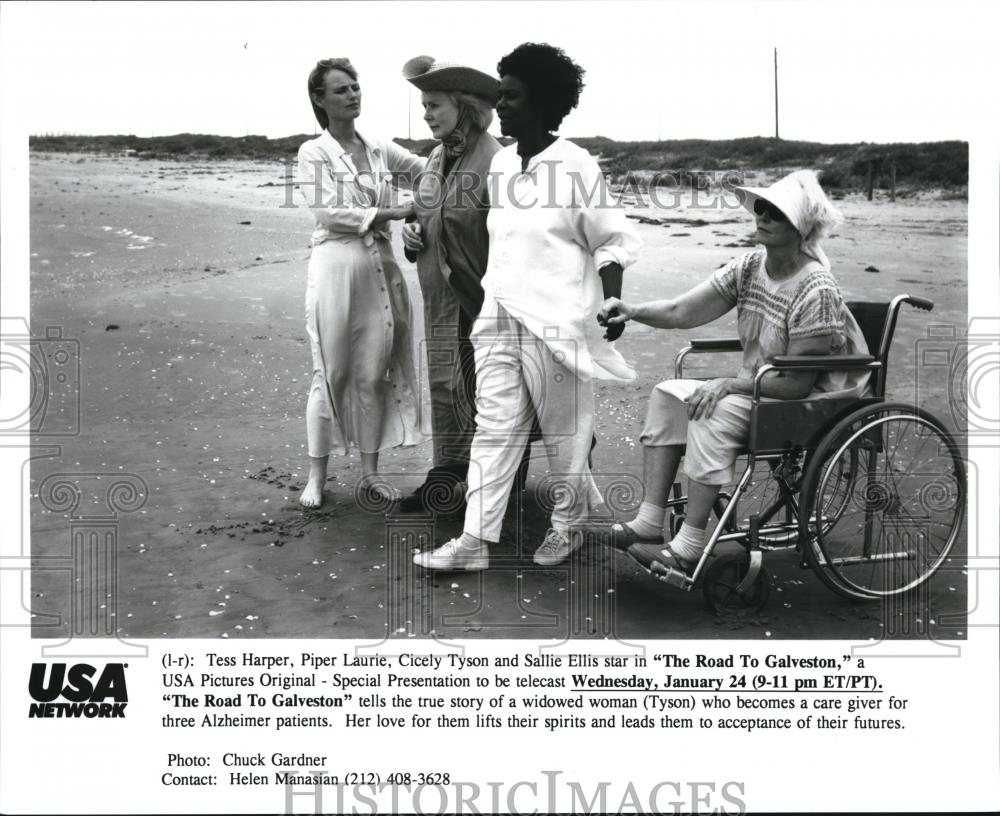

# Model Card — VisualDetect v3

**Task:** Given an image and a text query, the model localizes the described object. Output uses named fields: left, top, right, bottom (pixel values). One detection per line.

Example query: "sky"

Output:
left=2, top=0, right=998, bottom=145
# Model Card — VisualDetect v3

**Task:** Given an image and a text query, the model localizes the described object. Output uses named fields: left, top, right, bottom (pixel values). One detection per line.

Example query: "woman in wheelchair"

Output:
left=598, top=169, right=871, bottom=578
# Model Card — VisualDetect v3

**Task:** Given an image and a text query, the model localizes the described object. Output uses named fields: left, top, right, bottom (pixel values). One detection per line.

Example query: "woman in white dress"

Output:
left=297, top=58, right=425, bottom=508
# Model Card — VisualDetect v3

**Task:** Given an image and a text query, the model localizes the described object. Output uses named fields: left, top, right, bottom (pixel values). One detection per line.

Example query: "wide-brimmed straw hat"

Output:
left=402, top=55, right=499, bottom=105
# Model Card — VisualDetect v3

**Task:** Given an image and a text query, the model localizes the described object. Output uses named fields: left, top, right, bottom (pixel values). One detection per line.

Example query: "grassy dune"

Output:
left=29, top=133, right=967, bottom=194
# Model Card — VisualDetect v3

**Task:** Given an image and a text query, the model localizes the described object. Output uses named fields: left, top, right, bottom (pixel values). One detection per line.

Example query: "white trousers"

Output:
left=463, top=305, right=602, bottom=542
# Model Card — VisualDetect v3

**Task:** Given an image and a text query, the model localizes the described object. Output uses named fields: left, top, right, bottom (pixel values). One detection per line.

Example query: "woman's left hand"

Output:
left=687, top=378, right=733, bottom=420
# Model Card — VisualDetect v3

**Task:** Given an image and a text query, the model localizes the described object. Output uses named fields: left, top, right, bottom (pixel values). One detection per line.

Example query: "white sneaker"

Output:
left=533, top=528, right=582, bottom=566
left=413, top=537, right=489, bottom=571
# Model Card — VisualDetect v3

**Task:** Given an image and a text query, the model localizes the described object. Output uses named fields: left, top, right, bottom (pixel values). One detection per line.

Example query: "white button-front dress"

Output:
left=297, top=130, right=426, bottom=456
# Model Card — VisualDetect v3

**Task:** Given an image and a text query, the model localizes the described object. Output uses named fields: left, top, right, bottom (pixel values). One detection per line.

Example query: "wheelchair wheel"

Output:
left=702, top=553, right=770, bottom=614
left=799, top=402, right=965, bottom=600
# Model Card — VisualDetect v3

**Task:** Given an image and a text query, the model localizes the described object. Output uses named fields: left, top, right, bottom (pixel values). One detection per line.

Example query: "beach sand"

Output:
left=28, top=152, right=968, bottom=640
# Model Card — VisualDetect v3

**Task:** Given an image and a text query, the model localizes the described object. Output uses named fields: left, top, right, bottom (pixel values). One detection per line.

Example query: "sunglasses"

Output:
left=753, top=198, right=788, bottom=222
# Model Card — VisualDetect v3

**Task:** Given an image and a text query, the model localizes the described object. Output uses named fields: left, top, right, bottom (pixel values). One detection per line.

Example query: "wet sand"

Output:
left=29, top=152, right=968, bottom=640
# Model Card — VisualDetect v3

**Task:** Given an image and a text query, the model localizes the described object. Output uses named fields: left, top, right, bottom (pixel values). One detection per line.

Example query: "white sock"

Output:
left=622, top=502, right=666, bottom=539
left=669, top=522, right=706, bottom=562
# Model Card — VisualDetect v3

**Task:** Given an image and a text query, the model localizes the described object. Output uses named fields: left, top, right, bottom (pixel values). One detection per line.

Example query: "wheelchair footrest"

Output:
left=654, top=564, right=693, bottom=590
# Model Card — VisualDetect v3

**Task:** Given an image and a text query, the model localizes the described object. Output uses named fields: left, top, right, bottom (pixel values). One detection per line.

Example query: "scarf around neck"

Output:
left=441, top=106, right=481, bottom=158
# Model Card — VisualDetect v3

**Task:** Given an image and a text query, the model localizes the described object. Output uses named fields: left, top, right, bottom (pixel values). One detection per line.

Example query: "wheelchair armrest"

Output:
left=674, top=338, right=743, bottom=377
left=689, top=338, right=743, bottom=352
left=769, top=354, right=876, bottom=369
left=751, top=357, right=881, bottom=401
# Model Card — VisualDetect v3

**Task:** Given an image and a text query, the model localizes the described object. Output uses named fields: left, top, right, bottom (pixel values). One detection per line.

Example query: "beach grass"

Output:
left=28, top=133, right=967, bottom=194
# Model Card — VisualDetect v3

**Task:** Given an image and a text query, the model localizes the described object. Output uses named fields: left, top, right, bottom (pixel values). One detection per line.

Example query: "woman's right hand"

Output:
left=372, top=200, right=417, bottom=229
left=597, top=297, right=635, bottom=325
left=401, top=221, right=424, bottom=253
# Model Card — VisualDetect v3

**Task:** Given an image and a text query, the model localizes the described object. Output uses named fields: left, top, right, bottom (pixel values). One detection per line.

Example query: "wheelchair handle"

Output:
left=904, top=295, right=934, bottom=311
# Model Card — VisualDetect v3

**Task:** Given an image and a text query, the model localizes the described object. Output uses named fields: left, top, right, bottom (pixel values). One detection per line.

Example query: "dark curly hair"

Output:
left=307, top=58, right=358, bottom=131
left=497, top=43, right=585, bottom=132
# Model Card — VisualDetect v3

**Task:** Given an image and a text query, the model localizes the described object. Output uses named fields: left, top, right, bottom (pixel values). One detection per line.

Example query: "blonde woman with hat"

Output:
left=395, top=56, right=506, bottom=514
left=598, top=169, right=870, bottom=576
left=297, top=58, right=425, bottom=509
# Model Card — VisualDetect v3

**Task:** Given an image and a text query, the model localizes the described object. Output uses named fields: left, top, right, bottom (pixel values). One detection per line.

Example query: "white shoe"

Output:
left=413, top=538, right=489, bottom=571
left=533, top=528, right=582, bottom=566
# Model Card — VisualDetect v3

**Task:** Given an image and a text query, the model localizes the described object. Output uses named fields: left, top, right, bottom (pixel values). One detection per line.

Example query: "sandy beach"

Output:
left=28, top=151, right=968, bottom=640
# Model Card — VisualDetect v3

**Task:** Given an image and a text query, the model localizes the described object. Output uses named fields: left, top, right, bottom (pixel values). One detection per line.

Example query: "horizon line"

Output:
left=26, top=132, right=969, bottom=148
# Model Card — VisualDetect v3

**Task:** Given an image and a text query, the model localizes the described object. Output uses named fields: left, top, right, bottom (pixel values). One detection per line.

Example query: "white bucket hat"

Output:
left=402, top=55, right=499, bottom=105
left=735, top=169, right=841, bottom=268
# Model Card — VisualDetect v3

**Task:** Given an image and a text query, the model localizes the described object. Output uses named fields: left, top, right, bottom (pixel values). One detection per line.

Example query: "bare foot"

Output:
left=300, top=455, right=329, bottom=509
left=299, top=478, right=324, bottom=509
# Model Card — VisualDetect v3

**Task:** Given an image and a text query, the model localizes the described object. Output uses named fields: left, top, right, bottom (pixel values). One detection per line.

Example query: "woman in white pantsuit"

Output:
left=413, top=43, right=640, bottom=571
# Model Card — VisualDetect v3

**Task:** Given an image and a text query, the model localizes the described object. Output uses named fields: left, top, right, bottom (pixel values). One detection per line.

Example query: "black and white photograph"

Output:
left=14, top=1, right=976, bottom=640
left=1, top=0, right=998, bottom=813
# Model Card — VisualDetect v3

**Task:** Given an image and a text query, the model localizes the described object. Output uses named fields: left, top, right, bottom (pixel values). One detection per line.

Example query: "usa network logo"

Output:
left=28, top=663, right=129, bottom=718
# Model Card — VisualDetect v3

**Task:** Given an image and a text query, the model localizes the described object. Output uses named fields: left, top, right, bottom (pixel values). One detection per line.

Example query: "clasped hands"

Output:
left=596, top=295, right=631, bottom=342
left=598, top=297, right=735, bottom=418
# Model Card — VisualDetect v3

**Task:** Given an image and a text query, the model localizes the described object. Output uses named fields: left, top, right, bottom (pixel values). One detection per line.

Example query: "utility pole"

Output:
left=774, top=47, right=780, bottom=140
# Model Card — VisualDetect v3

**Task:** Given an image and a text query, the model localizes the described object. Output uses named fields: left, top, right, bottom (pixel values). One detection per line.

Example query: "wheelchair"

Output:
left=632, top=294, right=966, bottom=614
